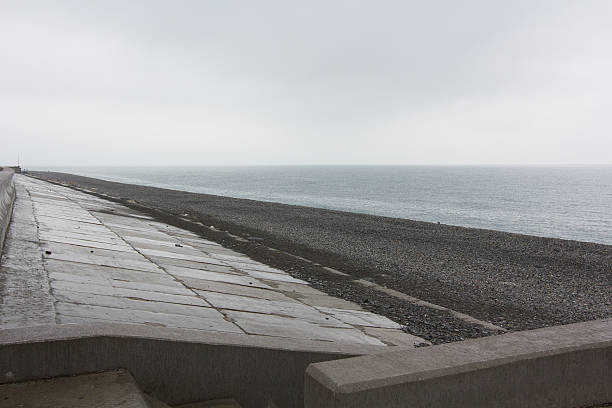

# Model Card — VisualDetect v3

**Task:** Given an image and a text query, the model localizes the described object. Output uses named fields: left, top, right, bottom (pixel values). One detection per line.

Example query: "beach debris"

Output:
left=174, top=243, right=183, bottom=247
left=45, top=250, right=52, bottom=255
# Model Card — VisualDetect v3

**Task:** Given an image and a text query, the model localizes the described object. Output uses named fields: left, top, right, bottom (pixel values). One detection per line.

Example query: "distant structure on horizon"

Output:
left=0, top=166, right=22, bottom=174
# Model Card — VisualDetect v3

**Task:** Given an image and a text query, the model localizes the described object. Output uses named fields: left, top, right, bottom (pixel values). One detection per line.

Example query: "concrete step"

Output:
left=144, top=393, right=172, bottom=408
left=174, top=400, right=242, bottom=408
left=0, top=369, right=148, bottom=408
left=144, top=394, right=242, bottom=408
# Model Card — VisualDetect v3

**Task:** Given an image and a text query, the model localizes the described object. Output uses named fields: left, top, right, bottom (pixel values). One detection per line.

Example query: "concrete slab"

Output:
left=147, top=222, right=201, bottom=237
left=362, top=327, right=430, bottom=347
left=180, top=236, right=222, bottom=247
left=50, top=271, right=191, bottom=295
left=187, top=244, right=240, bottom=256
left=210, top=253, right=254, bottom=263
left=111, top=280, right=195, bottom=296
left=314, top=306, right=402, bottom=329
left=148, top=256, right=236, bottom=273
left=226, top=311, right=385, bottom=346
left=107, top=226, right=174, bottom=240
left=123, top=234, right=196, bottom=249
left=56, top=302, right=242, bottom=332
left=130, top=241, right=209, bottom=257
left=166, top=266, right=272, bottom=289
left=139, top=248, right=229, bottom=266
left=246, top=270, right=308, bottom=284
left=104, top=221, right=164, bottom=233
left=44, top=259, right=180, bottom=286
left=226, top=261, right=287, bottom=275
left=264, top=280, right=327, bottom=296
left=201, top=291, right=352, bottom=327
left=36, top=213, right=102, bottom=225
left=50, top=279, right=210, bottom=307
left=41, top=241, right=145, bottom=260
left=190, top=280, right=294, bottom=301
left=39, top=229, right=127, bottom=246
left=41, top=236, right=134, bottom=253
left=0, top=369, right=148, bottom=408
left=54, top=289, right=220, bottom=318
left=291, top=294, right=364, bottom=311
left=43, top=246, right=164, bottom=273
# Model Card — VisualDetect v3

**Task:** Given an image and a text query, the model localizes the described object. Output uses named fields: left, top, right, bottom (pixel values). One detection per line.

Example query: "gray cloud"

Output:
left=1, top=0, right=611, bottom=166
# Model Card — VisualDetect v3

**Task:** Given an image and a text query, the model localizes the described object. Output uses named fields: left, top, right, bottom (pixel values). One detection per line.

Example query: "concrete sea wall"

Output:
left=305, top=318, right=612, bottom=408
left=0, top=168, right=16, bottom=258
left=0, top=323, right=384, bottom=408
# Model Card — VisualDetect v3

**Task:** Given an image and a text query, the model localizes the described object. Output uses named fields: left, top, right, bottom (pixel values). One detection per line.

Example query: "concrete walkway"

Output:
left=0, top=175, right=425, bottom=347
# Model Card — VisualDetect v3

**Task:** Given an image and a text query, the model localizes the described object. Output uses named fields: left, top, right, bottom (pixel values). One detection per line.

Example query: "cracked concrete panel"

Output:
left=263, top=281, right=325, bottom=296
left=201, top=291, right=351, bottom=327
left=139, top=248, right=229, bottom=266
left=363, top=327, right=431, bottom=347
left=190, top=281, right=292, bottom=301
left=110, top=280, right=195, bottom=296
left=49, top=279, right=209, bottom=307
left=245, top=270, right=308, bottom=284
left=160, top=261, right=237, bottom=276
left=128, top=241, right=208, bottom=257
left=147, top=222, right=201, bottom=237
left=165, top=266, right=271, bottom=289
left=210, top=253, right=258, bottom=264
left=50, top=270, right=190, bottom=295
left=40, top=237, right=134, bottom=253
left=121, top=235, right=196, bottom=249
left=43, top=248, right=164, bottom=274
left=39, top=230, right=127, bottom=246
left=225, top=261, right=287, bottom=275
left=289, top=293, right=365, bottom=311
left=226, top=311, right=384, bottom=345
left=55, top=302, right=242, bottom=333
left=36, top=214, right=102, bottom=226
left=314, top=307, right=402, bottom=329
left=54, top=290, right=221, bottom=318
left=41, top=241, right=145, bottom=261
left=44, top=259, right=180, bottom=286
left=105, top=226, right=173, bottom=240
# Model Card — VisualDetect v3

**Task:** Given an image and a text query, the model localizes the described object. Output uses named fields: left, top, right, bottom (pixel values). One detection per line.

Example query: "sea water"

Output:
left=37, top=166, right=612, bottom=245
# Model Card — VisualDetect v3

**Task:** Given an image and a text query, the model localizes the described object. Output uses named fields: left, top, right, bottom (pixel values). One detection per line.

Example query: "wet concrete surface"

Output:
left=0, top=175, right=427, bottom=347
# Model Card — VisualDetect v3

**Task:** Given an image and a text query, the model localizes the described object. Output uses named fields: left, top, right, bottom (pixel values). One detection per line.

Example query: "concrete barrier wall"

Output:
left=0, top=168, right=16, bottom=258
left=305, top=319, right=612, bottom=408
left=0, top=323, right=384, bottom=408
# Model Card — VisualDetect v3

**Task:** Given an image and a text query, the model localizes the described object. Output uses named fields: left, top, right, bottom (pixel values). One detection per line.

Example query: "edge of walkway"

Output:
left=0, top=168, right=15, bottom=257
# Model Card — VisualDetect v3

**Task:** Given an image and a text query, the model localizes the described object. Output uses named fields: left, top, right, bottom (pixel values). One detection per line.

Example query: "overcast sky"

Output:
left=1, top=1, right=611, bottom=166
